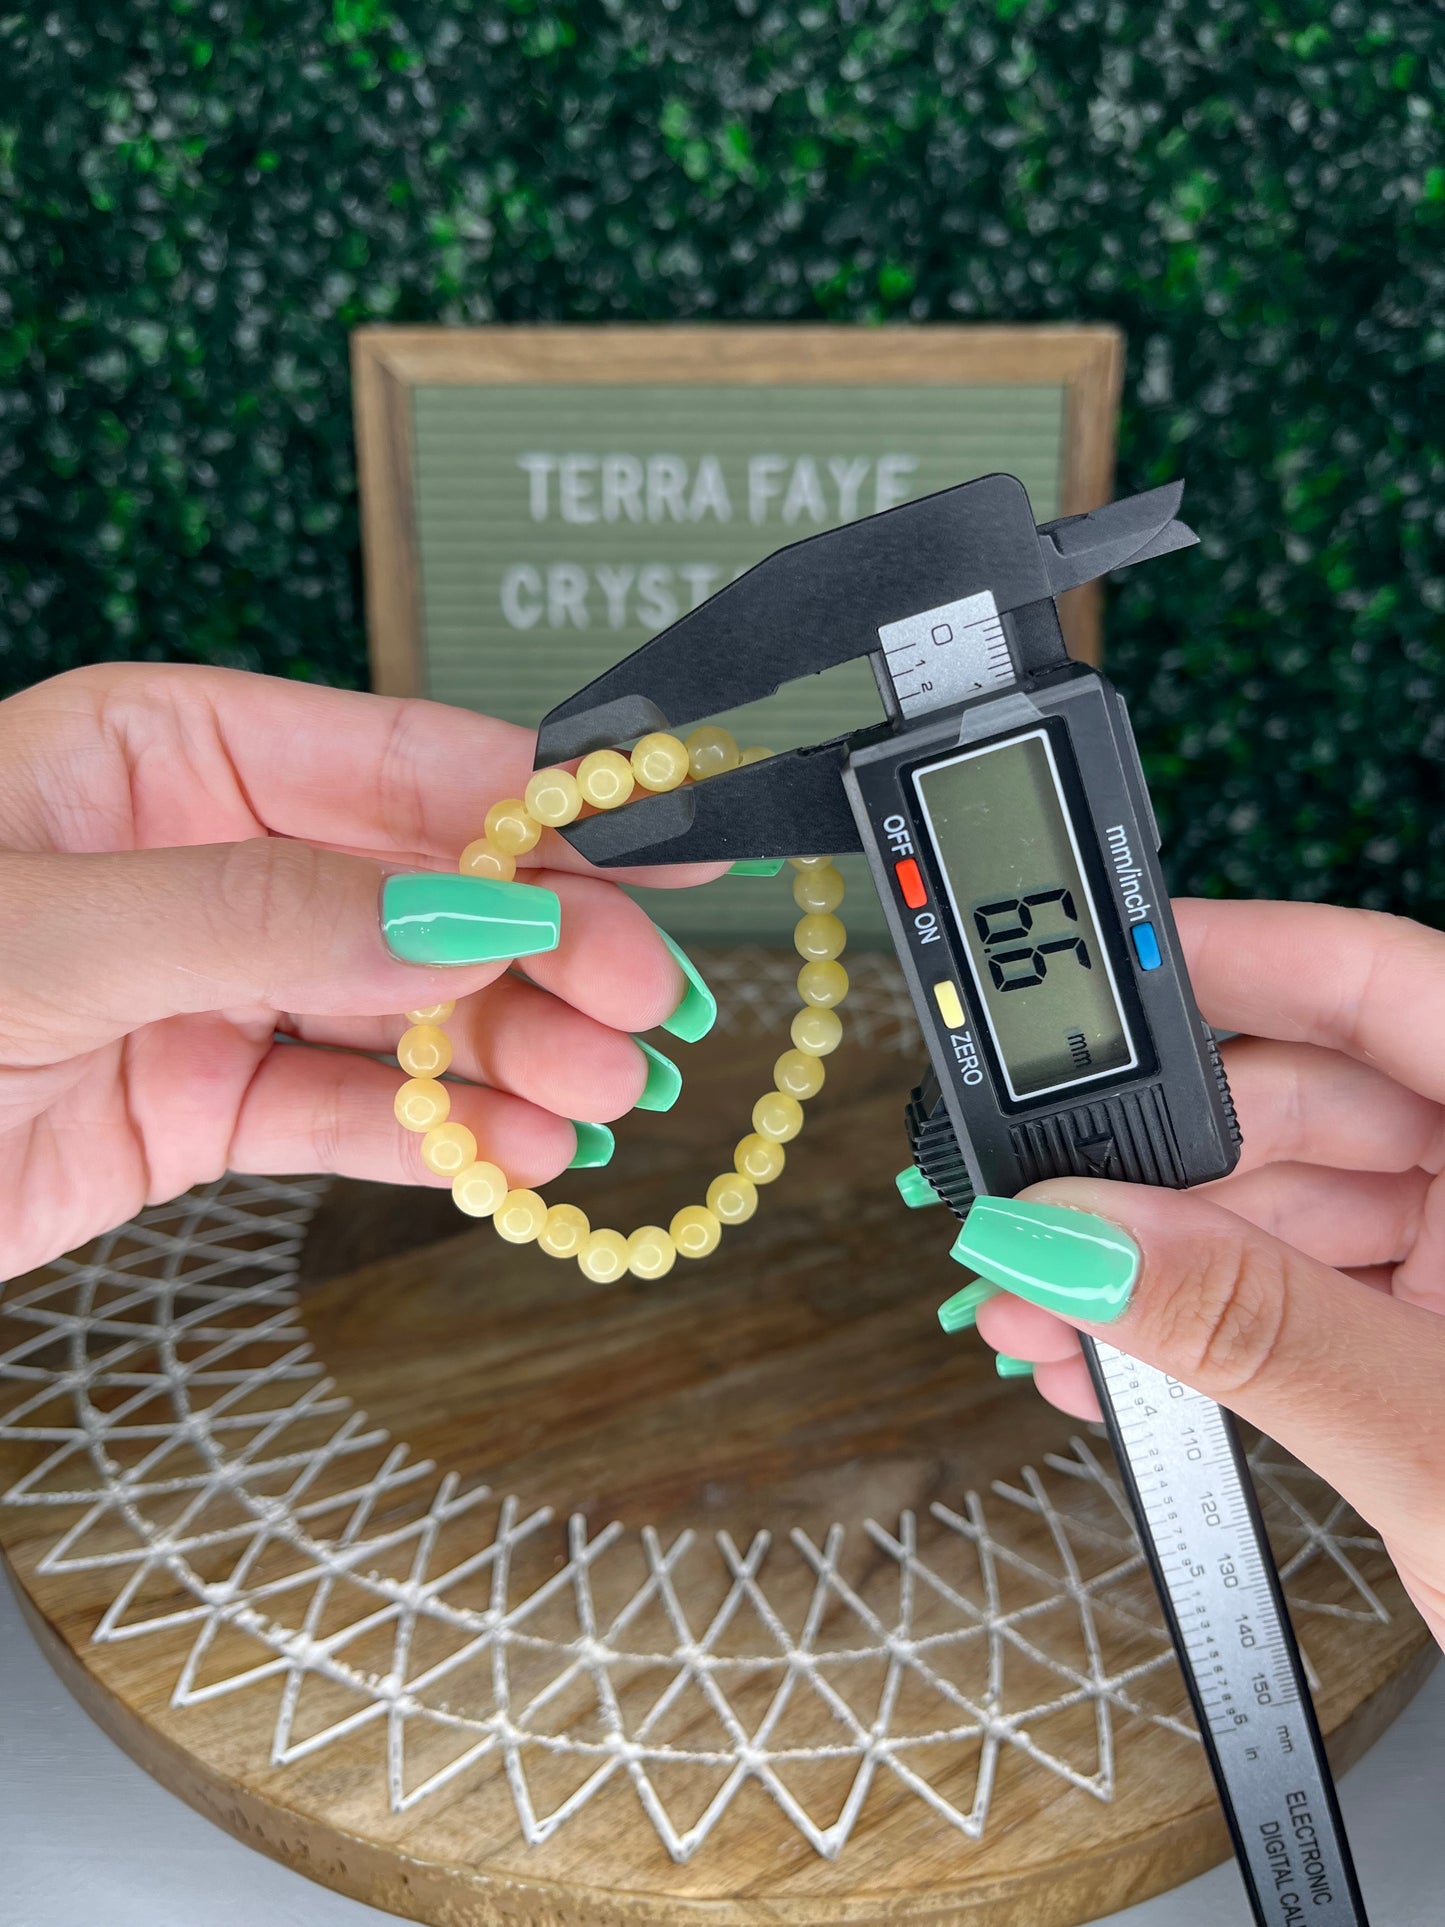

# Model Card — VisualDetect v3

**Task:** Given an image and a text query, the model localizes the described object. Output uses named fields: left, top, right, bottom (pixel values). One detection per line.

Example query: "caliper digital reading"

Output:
left=538, top=472, right=1369, bottom=1924
left=844, top=653, right=1239, bottom=1214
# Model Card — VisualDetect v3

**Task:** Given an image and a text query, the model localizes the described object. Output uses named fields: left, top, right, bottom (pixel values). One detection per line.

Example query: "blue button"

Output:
left=1131, top=921, right=1162, bottom=970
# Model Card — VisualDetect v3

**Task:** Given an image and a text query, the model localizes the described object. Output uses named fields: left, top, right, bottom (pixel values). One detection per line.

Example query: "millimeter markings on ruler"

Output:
left=1083, top=1337, right=1369, bottom=1927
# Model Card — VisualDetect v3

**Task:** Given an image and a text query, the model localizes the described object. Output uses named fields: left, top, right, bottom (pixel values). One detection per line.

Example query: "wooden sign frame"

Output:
left=351, top=324, right=1124, bottom=700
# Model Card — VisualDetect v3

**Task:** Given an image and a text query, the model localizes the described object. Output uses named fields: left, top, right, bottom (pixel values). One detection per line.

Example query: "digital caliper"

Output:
left=536, top=473, right=1369, bottom=1924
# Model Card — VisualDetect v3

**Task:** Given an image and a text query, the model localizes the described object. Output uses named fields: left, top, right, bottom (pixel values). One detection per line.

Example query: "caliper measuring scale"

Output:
left=1087, top=1341, right=1367, bottom=1924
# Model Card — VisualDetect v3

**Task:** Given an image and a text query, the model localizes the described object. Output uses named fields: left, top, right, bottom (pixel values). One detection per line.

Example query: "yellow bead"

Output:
left=576, top=748, right=635, bottom=809
left=685, top=725, right=740, bottom=780
left=397, top=1023, right=452, bottom=1077
left=792, top=865, right=844, bottom=914
left=774, top=1047, right=825, bottom=1100
left=524, top=767, right=583, bottom=827
left=394, top=1077, right=450, bottom=1132
left=753, top=1090, right=804, bottom=1143
left=484, top=798, right=542, bottom=856
left=452, top=1160, right=508, bottom=1217
left=739, top=745, right=773, bottom=765
left=706, top=1171, right=758, bottom=1224
left=459, top=838, right=517, bottom=882
left=630, top=732, right=691, bottom=793
left=735, top=1132, right=786, bottom=1184
left=420, top=1121, right=477, bottom=1177
left=405, top=1001, right=456, bottom=1024
left=795, top=912, right=846, bottom=962
left=578, top=1228, right=630, bottom=1282
left=539, top=1202, right=590, bottom=1259
left=627, top=1224, right=677, bottom=1279
left=797, top=959, right=850, bottom=1008
left=788, top=855, right=833, bottom=871
left=494, top=1188, right=548, bottom=1244
left=669, top=1204, right=722, bottom=1259
left=791, top=1005, right=843, bottom=1056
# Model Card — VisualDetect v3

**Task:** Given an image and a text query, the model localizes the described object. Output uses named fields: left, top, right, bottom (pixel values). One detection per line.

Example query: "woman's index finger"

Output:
left=217, top=675, right=537, bottom=855
left=1175, top=897, right=1445, bottom=1103
left=118, top=667, right=721, bottom=889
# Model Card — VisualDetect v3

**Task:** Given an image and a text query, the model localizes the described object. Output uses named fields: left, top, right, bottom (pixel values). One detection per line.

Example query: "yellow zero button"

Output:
left=932, top=980, right=966, bottom=1029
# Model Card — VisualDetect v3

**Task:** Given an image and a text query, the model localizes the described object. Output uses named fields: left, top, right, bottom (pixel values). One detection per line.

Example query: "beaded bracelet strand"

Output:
left=390, top=726, right=848, bottom=1285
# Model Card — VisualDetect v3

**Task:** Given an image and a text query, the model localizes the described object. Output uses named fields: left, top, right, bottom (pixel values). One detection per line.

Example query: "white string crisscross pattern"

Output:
left=0, top=1160, right=1392, bottom=1861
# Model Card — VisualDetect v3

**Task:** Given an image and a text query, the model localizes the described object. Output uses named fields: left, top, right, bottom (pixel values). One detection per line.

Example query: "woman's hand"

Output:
left=938, top=899, right=1445, bottom=1649
left=0, top=664, right=719, bottom=1281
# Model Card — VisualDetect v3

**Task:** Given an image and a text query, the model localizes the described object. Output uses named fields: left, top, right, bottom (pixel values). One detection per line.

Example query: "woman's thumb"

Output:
left=0, top=842, right=560, bottom=1056
left=952, top=1178, right=1445, bottom=1548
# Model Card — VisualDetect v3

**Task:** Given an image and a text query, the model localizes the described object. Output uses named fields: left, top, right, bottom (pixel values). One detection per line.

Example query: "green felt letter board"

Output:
left=354, top=328, right=1121, bottom=945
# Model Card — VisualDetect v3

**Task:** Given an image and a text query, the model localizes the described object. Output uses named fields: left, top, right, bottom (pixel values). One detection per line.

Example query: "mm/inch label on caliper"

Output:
left=1088, top=1340, right=1367, bottom=1927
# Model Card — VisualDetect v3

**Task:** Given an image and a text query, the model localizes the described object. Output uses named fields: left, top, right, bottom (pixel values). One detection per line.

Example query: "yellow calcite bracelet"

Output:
left=391, top=726, right=848, bottom=1281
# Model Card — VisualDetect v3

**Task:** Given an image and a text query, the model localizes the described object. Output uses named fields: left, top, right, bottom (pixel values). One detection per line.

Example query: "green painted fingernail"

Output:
left=995, top=1353, right=1035, bottom=1379
left=633, top=1037, right=682, bottom=1112
left=656, top=929, right=717, bottom=1042
left=950, top=1198, right=1139, bottom=1323
left=896, top=1164, right=944, bottom=1209
left=937, top=1279, right=999, bottom=1332
left=568, top=1120, right=615, bottom=1169
left=730, top=857, right=786, bottom=876
left=382, top=873, right=560, bottom=966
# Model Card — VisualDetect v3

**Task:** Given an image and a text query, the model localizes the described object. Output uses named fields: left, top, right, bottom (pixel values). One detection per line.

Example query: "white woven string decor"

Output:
left=0, top=958, right=1394, bottom=1863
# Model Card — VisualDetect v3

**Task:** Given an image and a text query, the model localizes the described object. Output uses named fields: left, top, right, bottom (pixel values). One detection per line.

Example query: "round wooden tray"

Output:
left=0, top=958, right=1432, bottom=1925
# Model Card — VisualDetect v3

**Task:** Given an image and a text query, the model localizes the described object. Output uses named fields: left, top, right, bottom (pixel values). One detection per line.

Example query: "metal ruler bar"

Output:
left=874, top=589, right=1014, bottom=719
left=1083, top=1336, right=1369, bottom=1927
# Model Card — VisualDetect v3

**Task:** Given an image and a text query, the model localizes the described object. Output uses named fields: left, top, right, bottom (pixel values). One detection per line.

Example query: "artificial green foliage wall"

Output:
left=2, top=3, right=1443, bottom=913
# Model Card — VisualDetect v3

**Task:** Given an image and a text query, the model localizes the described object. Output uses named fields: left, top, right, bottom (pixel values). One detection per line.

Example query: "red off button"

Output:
left=894, top=858, right=927, bottom=910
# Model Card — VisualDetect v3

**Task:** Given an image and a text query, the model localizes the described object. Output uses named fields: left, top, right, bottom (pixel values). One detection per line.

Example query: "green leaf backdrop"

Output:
left=2, top=2, right=1442, bottom=911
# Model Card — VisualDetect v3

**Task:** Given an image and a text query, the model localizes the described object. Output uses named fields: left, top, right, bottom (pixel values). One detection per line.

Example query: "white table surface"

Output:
left=2, top=1567, right=1437, bottom=1927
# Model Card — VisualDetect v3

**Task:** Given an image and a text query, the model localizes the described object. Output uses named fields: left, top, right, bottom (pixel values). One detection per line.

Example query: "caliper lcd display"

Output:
left=912, top=730, right=1138, bottom=1101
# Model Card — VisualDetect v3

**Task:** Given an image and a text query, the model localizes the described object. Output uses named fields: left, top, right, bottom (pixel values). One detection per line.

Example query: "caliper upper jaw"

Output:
left=536, top=474, right=1200, bottom=866
left=1035, top=482, right=1198, bottom=596
left=533, top=474, right=1055, bottom=769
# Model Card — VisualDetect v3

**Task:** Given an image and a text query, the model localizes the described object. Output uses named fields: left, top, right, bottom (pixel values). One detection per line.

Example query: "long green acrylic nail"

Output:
left=937, top=1279, right=999, bottom=1333
left=656, top=929, right=717, bottom=1043
left=568, top=1120, right=615, bottom=1169
left=896, top=1164, right=944, bottom=1210
left=381, top=873, right=560, bottom=967
left=633, top=1037, right=682, bottom=1112
left=995, top=1353, right=1035, bottom=1379
left=729, top=857, right=786, bottom=877
left=950, top=1197, right=1139, bottom=1323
